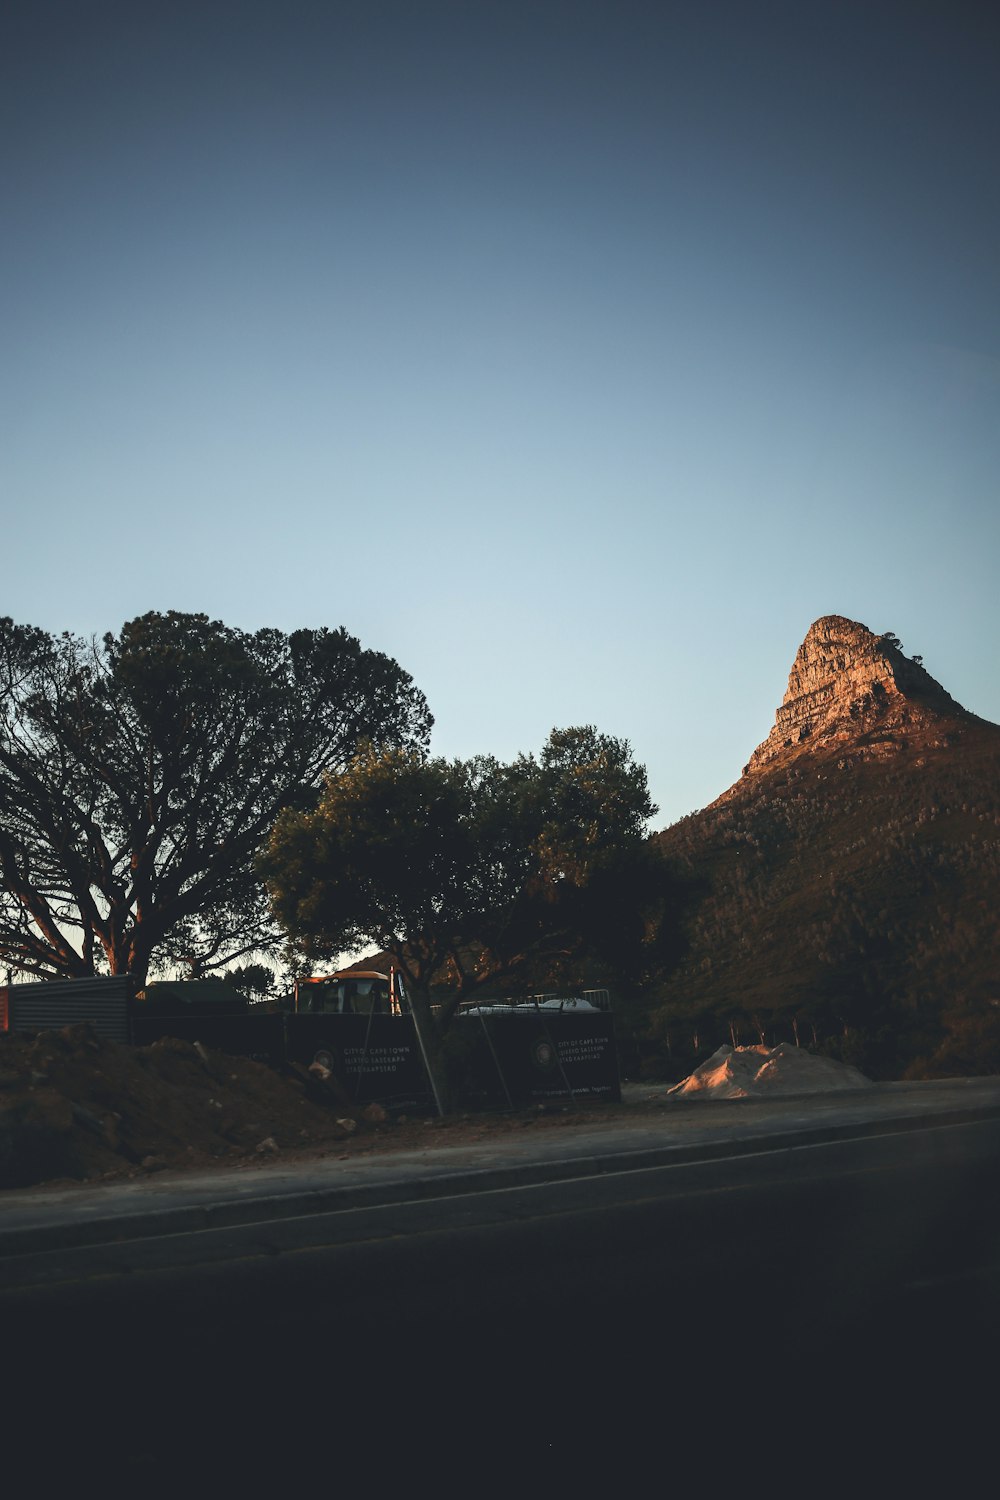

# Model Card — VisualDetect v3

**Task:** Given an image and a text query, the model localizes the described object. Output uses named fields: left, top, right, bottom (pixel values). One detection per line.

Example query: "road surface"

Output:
left=4, top=1081, right=1000, bottom=1484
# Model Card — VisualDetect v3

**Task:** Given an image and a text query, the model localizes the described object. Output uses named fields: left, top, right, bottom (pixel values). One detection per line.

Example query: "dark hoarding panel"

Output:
left=130, top=1012, right=286, bottom=1067
left=137, top=982, right=249, bottom=1016
left=455, top=1010, right=621, bottom=1107
left=285, top=1013, right=435, bottom=1111
left=3, top=978, right=618, bottom=1112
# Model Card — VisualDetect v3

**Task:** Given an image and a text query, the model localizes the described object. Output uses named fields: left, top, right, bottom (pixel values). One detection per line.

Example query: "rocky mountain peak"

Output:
left=743, top=614, right=973, bottom=776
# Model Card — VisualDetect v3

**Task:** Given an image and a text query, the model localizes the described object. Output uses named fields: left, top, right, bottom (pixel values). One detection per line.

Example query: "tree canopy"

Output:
left=0, top=611, right=431, bottom=984
left=263, top=726, right=661, bottom=1104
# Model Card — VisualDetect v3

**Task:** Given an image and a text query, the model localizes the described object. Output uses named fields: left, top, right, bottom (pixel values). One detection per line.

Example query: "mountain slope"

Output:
left=647, top=617, right=1000, bottom=1079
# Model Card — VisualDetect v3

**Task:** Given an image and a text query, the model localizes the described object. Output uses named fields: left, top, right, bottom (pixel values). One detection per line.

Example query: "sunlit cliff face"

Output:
left=740, top=615, right=973, bottom=778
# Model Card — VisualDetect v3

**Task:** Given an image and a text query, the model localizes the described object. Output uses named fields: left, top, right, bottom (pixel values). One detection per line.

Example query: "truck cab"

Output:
left=293, top=968, right=408, bottom=1016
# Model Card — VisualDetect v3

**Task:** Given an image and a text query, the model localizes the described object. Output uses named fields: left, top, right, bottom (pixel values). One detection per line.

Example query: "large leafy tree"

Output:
left=0, top=611, right=431, bottom=984
left=263, top=726, right=660, bottom=1110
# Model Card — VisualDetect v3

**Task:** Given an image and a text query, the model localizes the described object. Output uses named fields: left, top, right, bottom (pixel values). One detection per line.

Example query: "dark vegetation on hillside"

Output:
left=638, top=723, right=1000, bottom=1082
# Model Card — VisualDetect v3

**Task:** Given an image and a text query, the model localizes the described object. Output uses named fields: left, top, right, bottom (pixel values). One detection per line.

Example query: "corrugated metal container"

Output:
left=5, top=976, right=134, bottom=1043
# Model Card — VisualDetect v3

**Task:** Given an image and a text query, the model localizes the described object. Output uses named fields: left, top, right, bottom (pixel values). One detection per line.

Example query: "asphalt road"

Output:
left=5, top=1080, right=1000, bottom=1485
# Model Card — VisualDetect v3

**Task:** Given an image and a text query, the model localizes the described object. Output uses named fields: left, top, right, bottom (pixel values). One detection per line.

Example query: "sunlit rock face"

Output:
left=743, top=615, right=972, bottom=776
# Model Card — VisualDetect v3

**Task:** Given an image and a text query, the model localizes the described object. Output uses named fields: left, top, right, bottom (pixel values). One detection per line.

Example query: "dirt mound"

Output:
left=0, top=1022, right=380, bottom=1188
left=668, top=1043, right=873, bottom=1098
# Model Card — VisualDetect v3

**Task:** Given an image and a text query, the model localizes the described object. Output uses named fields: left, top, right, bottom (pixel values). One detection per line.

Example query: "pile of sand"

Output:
left=668, top=1043, right=872, bottom=1098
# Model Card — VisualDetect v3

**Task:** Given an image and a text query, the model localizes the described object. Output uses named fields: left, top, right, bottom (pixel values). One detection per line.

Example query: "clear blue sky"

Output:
left=3, top=0, right=998, bottom=827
